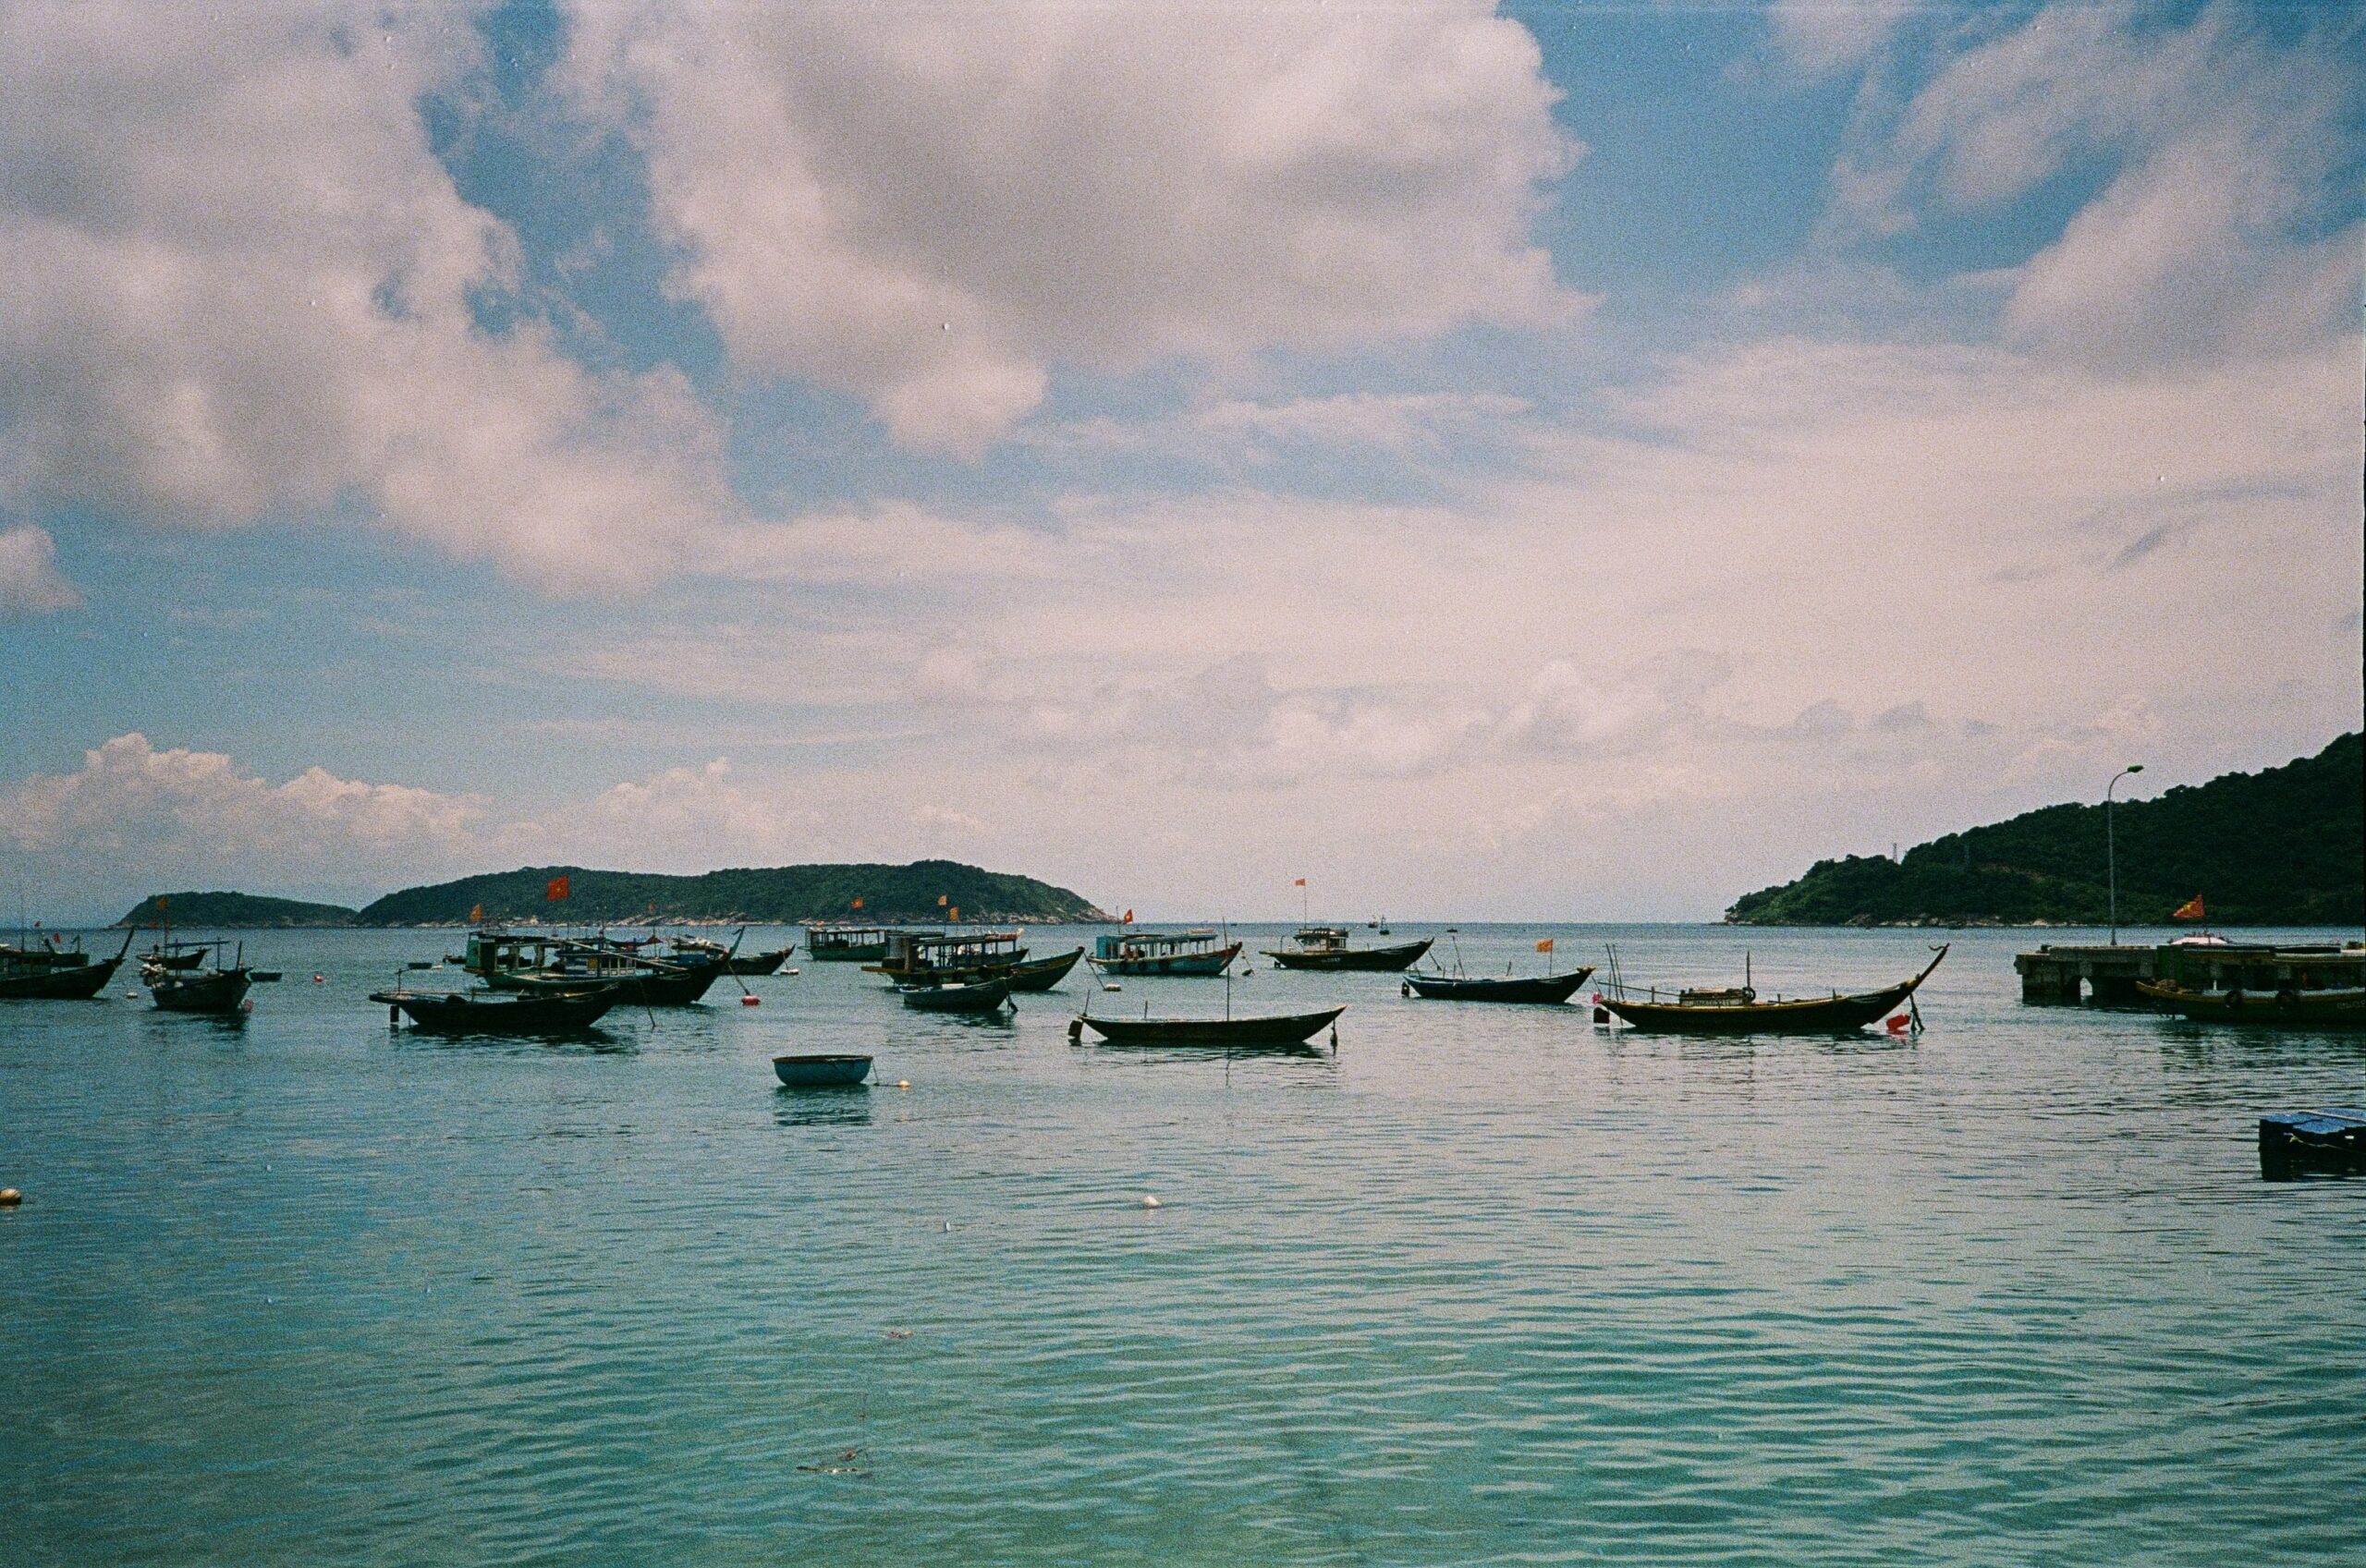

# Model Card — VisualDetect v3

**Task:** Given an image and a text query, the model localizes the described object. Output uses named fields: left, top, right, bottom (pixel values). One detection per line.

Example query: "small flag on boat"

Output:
left=938, top=894, right=948, bottom=906
left=545, top=875, right=570, bottom=903
left=851, top=897, right=863, bottom=910
left=948, top=907, right=959, bottom=922
left=2173, top=893, right=2205, bottom=920
left=1293, top=878, right=1306, bottom=888
left=1123, top=909, right=1133, bottom=924
left=1535, top=938, right=1555, bottom=953
left=469, top=903, right=483, bottom=923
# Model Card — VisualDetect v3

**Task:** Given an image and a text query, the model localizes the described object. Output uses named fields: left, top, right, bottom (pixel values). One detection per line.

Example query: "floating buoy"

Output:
left=1592, top=1006, right=1611, bottom=1024
left=785, top=966, right=800, bottom=976
left=1140, top=1195, right=1161, bottom=1209
left=740, top=994, right=761, bottom=1006
left=1103, top=982, right=1122, bottom=992
left=0, top=1187, right=21, bottom=1208
left=896, top=1079, right=910, bottom=1089
left=311, top=974, right=324, bottom=984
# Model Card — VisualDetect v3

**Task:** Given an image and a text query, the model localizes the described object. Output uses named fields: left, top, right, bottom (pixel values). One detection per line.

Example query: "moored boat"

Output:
left=1404, top=966, right=1593, bottom=1004
left=1261, top=927, right=1432, bottom=972
left=1090, top=930, right=1242, bottom=977
left=148, top=942, right=256, bottom=1015
left=1005, top=947, right=1085, bottom=992
left=2260, top=1108, right=2366, bottom=1178
left=805, top=925, right=934, bottom=963
left=1075, top=1003, right=1345, bottom=1048
left=865, top=930, right=1029, bottom=987
left=462, top=929, right=727, bottom=1005
left=774, top=1053, right=875, bottom=1088
left=371, top=986, right=621, bottom=1033
left=1600, top=946, right=1947, bottom=1035
left=899, top=978, right=1012, bottom=1014
left=670, top=931, right=794, bottom=975
left=2136, top=980, right=2366, bottom=1027
left=0, top=930, right=135, bottom=1001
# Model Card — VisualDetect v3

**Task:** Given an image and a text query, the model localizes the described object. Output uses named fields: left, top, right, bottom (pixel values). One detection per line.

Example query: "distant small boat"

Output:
left=900, top=978, right=1012, bottom=1013
left=2260, top=1108, right=2366, bottom=1178
left=774, top=1053, right=874, bottom=1088
left=2137, top=980, right=2366, bottom=1027
left=406, top=959, right=437, bottom=969
left=1077, top=1004, right=1345, bottom=1048
left=1262, top=927, right=1431, bottom=972
left=1004, top=947, right=1085, bottom=992
left=1090, top=930, right=1241, bottom=977
left=1601, top=947, right=1946, bottom=1035
left=372, top=986, right=620, bottom=1033
left=1404, top=966, right=1594, bottom=1004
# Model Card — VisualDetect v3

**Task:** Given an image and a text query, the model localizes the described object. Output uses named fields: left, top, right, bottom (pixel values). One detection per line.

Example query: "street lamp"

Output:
left=2107, top=764, right=2144, bottom=945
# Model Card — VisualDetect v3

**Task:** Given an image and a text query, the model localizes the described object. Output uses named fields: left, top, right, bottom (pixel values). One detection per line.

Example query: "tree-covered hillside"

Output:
left=1726, top=733, right=2363, bottom=926
left=116, top=891, right=358, bottom=928
left=353, top=860, right=1110, bottom=926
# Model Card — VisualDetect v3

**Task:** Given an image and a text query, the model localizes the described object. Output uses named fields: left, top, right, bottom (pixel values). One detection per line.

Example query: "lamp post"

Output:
left=2107, top=764, right=2144, bottom=945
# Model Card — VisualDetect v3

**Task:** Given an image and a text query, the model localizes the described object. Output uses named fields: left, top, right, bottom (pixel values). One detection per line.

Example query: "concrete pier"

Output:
left=2014, top=944, right=2159, bottom=1005
left=2017, top=941, right=2366, bottom=1006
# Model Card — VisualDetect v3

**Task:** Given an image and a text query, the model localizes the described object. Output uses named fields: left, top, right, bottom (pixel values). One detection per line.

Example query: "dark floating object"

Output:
left=250, top=971, right=284, bottom=983
left=899, top=978, right=1012, bottom=1013
left=774, top=1053, right=874, bottom=1088
left=1601, top=946, right=1947, bottom=1035
left=2260, top=1108, right=2366, bottom=1179
left=1404, top=966, right=1595, bottom=1004
left=1004, top=947, right=1085, bottom=992
left=0, top=930, right=134, bottom=1001
left=1077, top=1003, right=1346, bottom=1048
left=2137, top=981, right=2366, bottom=1027
left=1262, top=927, right=1432, bottom=972
left=371, top=986, right=621, bottom=1034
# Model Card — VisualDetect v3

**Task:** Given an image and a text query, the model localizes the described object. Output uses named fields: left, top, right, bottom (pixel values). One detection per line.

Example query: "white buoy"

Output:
left=1140, top=1195, right=1162, bottom=1209
left=896, top=1079, right=910, bottom=1089
left=1103, top=982, right=1122, bottom=992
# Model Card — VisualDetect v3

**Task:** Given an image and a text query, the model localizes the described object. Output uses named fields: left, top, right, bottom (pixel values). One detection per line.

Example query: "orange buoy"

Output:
left=740, top=994, right=761, bottom=1006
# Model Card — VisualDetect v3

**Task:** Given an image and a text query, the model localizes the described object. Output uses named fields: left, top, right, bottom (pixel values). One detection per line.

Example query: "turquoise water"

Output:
left=6, top=924, right=2365, bottom=1565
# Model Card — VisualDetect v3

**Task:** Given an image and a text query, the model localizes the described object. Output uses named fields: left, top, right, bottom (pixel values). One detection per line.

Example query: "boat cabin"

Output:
left=865, top=930, right=1026, bottom=981
left=1093, top=929, right=1226, bottom=962
left=1283, top=927, right=1353, bottom=953
left=804, top=924, right=936, bottom=961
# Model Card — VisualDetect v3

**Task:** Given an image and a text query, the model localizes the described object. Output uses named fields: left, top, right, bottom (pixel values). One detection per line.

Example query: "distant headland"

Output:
left=116, top=860, right=1112, bottom=929
left=1726, top=732, right=2362, bottom=928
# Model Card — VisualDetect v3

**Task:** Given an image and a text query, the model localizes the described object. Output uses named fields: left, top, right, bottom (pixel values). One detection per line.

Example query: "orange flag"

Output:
left=1293, top=878, right=1306, bottom=888
left=938, top=894, right=948, bottom=907
left=1123, top=909, right=1133, bottom=924
left=469, top=903, right=484, bottom=923
left=851, top=897, right=863, bottom=910
left=1536, top=938, right=1555, bottom=954
left=545, top=875, right=570, bottom=903
left=949, top=906, right=959, bottom=922
left=2172, top=894, right=2205, bottom=921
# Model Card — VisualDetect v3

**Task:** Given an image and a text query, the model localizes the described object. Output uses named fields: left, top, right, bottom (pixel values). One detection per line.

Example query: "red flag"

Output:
left=851, top=897, right=864, bottom=910
left=1293, top=878, right=1306, bottom=888
left=2172, top=894, right=2205, bottom=921
left=1123, top=909, right=1134, bottom=924
left=545, top=875, right=570, bottom=903
left=1535, top=938, right=1555, bottom=954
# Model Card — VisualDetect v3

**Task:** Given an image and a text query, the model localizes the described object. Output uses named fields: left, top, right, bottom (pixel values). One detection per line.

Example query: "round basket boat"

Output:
left=774, top=1053, right=874, bottom=1088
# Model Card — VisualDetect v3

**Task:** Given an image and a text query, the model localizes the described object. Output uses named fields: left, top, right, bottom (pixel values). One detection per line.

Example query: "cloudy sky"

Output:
left=2, top=0, right=2359, bottom=923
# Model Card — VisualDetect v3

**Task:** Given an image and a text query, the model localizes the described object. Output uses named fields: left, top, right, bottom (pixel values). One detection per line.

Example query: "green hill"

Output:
left=1726, top=733, right=2363, bottom=927
left=353, top=860, right=1111, bottom=927
left=116, top=891, right=359, bottom=928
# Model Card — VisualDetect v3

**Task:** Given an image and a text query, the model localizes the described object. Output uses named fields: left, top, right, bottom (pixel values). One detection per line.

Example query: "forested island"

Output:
left=1726, top=733, right=2362, bottom=927
left=116, top=891, right=358, bottom=928
left=116, top=860, right=1109, bottom=929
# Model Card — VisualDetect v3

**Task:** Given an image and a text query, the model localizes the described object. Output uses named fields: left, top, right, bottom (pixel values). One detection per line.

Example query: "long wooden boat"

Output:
left=371, top=986, right=621, bottom=1033
left=670, top=933, right=793, bottom=975
left=2260, top=1109, right=2366, bottom=1178
left=140, top=942, right=209, bottom=971
left=2136, top=980, right=2366, bottom=1028
left=463, top=930, right=726, bottom=1005
left=865, top=930, right=1029, bottom=987
left=0, top=930, right=134, bottom=1001
left=1404, top=966, right=1593, bottom=1004
left=1004, top=947, right=1085, bottom=992
left=1078, top=1003, right=1345, bottom=1048
left=805, top=925, right=935, bottom=962
left=1089, top=930, right=1241, bottom=977
left=1261, top=927, right=1433, bottom=972
left=774, top=1053, right=874, bottom=1088
left=1601, top=946, right=1947, bottom=1035
left=900, top=978, right=1012, bottom=1013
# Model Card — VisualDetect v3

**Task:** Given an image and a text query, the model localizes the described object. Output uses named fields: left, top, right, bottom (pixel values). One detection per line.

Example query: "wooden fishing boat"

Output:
left=371, top=986, right=621, bottom=1033
left=1004, top=947, right=1085, bottom=992
left=1076, top=1003, right=1345, bottom=1048
left=1261, top=927, right=1432, bottom=972
left=865, top=930, right=1029, bottom=987
left=1600, top=946, right=1947, bottom=1035
left=774, top=1053, right=874, bottom=1088
left=669, top=932, right=793, bottom=975
left=149, top=942, right=256, bottom=1015
left=2260, top=1109, right=2366, bottom=1178
left=899, top=978, right=1012, bottom=1013
left=2136, top=980, right=2366, bottom=1027
left=139, top=942, right=209, bottom=971
left=805, top=925, right=934, bottom=963
left=462, top=930, right=726, bottom=1005
left=1404, top=966, right=1593, bottom=1004
left=0, top=930, right=135, bottom=1001
left=1089, top=930, right=1242, bottom=977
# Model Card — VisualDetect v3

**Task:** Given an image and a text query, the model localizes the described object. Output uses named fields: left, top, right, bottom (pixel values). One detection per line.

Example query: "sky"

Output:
left=2, top=0, right=2360, bottom=925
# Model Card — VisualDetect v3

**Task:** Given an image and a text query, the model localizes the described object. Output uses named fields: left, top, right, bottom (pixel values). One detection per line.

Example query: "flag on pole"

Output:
left=1123, top=909, right=1133, bottom=924
left=469, top=903, right=484, bottom=923
left=851, top=897, right=863, bottom=910
left=1536, top=938, right=1555, bottom=954
left=1293, top=878, right=1306, bottom=888
left=545, top=875, right=570, bottom=903
left=949, top=906, right=959, bottom=922
left=938, top=894, right=949, bottom=907
left=2172, top=894, right=2205, bottom=921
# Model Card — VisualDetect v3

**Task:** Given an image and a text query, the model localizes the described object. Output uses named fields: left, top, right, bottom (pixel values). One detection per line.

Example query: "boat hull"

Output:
left=0, top=937, right=130, bottom=1001
left=774, top=1053, right=874, bottom=1088
left=1005, top=948, right=1085, bottom=992
left=1079, top=1004, right=1346, bottom=1048
left=2138, top=981, right=2366, bottom=1027
left=900, top=978, right=1012, bottom=1013
left=151, top=969, right=254, bottom=1014
left=1262, top=938, right=1433, bottom=972
left=1404, top=966, right=1593, bottom=1004
left=496, top=963, right=725, bottom=1006
left=1089, top=943, right=1241, bottom=977
left=372, top=988, right=620, bottom=1033
left=726, top=948, right=793, bottom=976
left=1602, top=948, right=1946, bottom=1036
left=2261, top=1109, right=2366, bottom=1178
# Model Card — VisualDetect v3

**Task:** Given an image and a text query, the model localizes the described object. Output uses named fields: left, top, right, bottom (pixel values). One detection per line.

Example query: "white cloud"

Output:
left=561, top=0, right=1580, bottom=456
left=1765, top=1, right=1912, bottom=74
left=0, top=1, right=740, bottom=590
left=0, top=523, right=78, bottom=612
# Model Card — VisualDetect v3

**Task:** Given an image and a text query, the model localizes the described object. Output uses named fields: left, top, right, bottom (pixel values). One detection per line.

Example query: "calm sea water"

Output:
left=6, top=923, right=2365, bottom=1565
